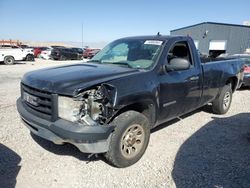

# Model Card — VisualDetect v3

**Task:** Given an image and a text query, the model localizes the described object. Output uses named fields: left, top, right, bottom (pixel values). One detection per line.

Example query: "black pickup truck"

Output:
left=17, top=35, right=243, bottom=167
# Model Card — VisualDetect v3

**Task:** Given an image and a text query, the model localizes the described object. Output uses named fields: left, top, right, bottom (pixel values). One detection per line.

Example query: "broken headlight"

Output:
left=58, top=84, right=116, bottom=124
left=58, top=96, right=83, bottom=122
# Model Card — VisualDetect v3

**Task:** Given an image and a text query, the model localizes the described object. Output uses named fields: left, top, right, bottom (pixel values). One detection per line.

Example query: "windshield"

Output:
left=90, top=38, right=164, bottom=69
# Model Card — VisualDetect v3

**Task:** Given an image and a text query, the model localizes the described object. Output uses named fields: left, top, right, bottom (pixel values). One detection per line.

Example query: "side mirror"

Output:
left=165, top=58, right=190, bottom=72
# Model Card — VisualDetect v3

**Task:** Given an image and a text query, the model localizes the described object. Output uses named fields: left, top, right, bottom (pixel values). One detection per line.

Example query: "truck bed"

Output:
left=200, top=59, right=244, bottom=105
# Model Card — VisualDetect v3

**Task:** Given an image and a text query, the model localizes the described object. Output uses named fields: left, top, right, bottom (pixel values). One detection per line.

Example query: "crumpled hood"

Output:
left=22, top=63, right=139, bottom=96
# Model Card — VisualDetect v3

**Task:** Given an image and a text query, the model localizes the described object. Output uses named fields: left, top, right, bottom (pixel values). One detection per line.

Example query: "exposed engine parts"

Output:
left=75, top=84, right=117, bottom=125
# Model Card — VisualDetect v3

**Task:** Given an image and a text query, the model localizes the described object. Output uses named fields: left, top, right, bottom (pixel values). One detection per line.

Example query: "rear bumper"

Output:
left=242, top=74, right=250, bottom=86
left=16, top=98, right=114, bottom=153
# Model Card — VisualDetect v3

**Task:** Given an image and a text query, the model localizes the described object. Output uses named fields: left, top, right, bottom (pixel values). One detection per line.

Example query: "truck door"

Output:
left=158, top=40, right=202, bottom=123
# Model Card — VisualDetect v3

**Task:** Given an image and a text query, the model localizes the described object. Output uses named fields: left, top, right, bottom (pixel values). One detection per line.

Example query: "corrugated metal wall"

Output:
left=170, top=23, right=250, bottom=55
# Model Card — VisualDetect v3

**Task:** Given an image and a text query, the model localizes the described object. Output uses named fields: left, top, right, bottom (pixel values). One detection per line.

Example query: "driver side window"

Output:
left=167, top=41, right=193, bottom=65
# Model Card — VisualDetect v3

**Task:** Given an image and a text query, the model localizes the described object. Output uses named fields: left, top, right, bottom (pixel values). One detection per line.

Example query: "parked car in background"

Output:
left=39, top=48, right=52, bottom=60
left=226, top=54, right=250, bottom=87
left=0, top=48, right=30, bottom=64
left=50, top=48, right=80, bottom=60
left=71, top=47, right=83, bottom=59
left=0, top=45, right=34, bottom=61
left=39, top=46, right=67, bottom=60
left=33, top=47, right=49, bottom=57
left=83, top=48, right=100, bottom=59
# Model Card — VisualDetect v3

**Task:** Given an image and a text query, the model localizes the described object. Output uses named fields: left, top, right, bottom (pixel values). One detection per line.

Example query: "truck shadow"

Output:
left=31, top=106, right=213, bottom=165
left=171, top=113, right=250, bottom=188
left=30, top=133, right=103, bottom=163
left=0, top=144, right=21, bottom=188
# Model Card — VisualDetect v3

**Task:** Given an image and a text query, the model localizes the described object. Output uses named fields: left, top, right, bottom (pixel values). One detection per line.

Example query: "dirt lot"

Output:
left=0, top=59, right=250, bottom=188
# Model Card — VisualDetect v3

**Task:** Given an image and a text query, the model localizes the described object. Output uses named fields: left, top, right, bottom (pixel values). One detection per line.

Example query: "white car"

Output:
left=0, top=49, right=26, bottom=64
left=0, top=45, right=34, bottom=61
left=39, top=48, right=52, bottom=60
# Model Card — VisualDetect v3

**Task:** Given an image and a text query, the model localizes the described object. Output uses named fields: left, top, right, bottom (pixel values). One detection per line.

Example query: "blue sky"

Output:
left=0, top=0, right=250, bottom=44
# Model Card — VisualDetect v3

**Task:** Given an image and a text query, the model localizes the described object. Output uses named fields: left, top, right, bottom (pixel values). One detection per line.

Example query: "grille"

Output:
left=21, top=84, right=57, bottom=121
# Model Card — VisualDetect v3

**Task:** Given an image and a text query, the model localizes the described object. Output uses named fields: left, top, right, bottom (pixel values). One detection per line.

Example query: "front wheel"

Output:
left=60, top=55, right=66, bottom=61
left=105, top=111, right=150, bottom=168
left=212, top=83, right=232, bottom=114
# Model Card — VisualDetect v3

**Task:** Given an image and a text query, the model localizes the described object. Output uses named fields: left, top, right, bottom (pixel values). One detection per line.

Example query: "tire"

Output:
left=105, top=111, right=150, bottom=168
left=77, top=55, right=83, bottom=60
left=212, top=83, right=232, bottom=114
left=26, top=54, right=34, bottom=61
left=60, top=55, right=66, bottom=61
left=4, top=56, right=15, bottom=65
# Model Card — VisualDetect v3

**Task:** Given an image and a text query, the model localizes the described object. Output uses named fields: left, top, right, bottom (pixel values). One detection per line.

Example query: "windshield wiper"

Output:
left=89, top=60, right=134, bottom=69
left=87, top=60, right=101, bottom=63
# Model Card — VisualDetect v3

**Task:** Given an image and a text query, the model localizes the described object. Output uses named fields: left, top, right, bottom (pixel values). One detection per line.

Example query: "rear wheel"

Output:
left=212, top=83, right=232, bottom=114
left=105, top=111, right=150, bottom=168
left=4, top=56, right=15, bottom=65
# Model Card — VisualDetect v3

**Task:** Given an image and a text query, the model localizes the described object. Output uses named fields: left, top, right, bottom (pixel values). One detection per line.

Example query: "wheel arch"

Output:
left=225, top=76, right=238, bottom=92
left=4, top=55, right=15, bottom=60
left=110, top=101, right=156, bottom=128
left=26, top=53, right=33, bottom=56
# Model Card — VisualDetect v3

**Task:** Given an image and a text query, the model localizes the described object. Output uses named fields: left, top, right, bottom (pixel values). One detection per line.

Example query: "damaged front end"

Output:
left=58, top=84, right=117, bottom=126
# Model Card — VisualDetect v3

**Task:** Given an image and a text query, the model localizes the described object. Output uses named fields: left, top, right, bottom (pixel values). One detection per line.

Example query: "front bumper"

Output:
left=16, top=98, right=114, bottom=153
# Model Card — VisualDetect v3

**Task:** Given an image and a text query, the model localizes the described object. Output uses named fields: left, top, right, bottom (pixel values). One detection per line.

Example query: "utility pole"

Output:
left=81, top=23, right=83, bottom=49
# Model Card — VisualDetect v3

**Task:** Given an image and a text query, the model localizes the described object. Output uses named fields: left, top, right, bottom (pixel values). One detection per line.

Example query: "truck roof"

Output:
left=119, top=35, right=188, bottom=41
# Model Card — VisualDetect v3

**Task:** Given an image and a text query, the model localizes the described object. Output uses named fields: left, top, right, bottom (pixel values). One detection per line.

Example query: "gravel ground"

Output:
left=0, top=59, right=250, bottom=188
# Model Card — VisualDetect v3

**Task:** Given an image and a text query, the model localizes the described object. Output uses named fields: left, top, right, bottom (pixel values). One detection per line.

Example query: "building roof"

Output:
left=171, top=22, right=250, bottom=32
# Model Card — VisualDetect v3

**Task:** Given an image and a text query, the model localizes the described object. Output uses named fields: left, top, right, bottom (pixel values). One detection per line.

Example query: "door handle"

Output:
left=189, top=76, right=199, bottom=81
